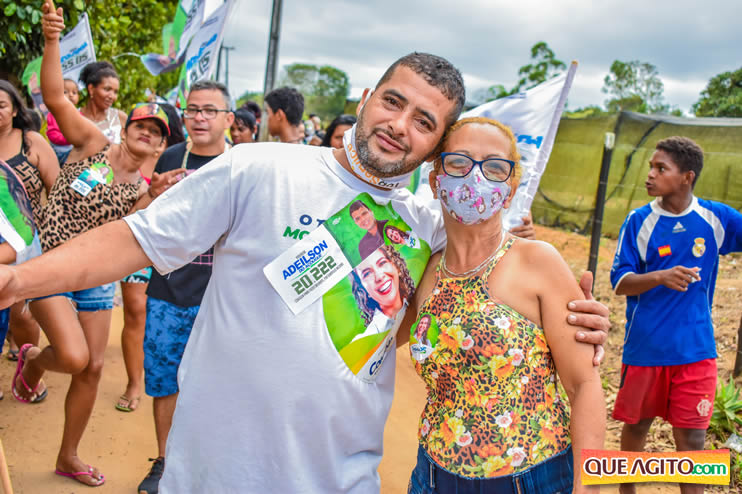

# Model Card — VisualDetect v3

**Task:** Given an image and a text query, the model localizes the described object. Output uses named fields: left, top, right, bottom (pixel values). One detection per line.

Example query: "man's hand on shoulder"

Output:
left=509, top=213, right=536, bottom=240
left=569, top=271, right=611, bottom=366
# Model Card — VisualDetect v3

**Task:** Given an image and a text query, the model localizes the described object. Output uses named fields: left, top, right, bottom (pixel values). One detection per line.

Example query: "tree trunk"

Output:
left=733, top=313, right=742, bottom=377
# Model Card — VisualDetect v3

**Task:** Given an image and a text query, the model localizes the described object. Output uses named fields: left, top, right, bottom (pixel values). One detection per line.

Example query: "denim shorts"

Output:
left=32, top=283, right=116, bottom=312
left=143, top=297, right=199, bottom=398
left=408, top=444, right=573, bottom=494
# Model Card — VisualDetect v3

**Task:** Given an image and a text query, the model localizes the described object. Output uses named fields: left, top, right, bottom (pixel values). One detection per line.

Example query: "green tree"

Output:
left=278, top=63, right=350, bottom=121
left=1, top=0, right=179, bottom=109
left=602, top=60, right=666, bottom=114
left=692, top=67, right=742, bottom=117
left=482, top=41, right=566, bottom=102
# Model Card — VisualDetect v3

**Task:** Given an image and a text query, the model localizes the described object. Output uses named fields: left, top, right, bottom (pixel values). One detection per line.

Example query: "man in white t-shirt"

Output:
left=0, top=53, right=610, bottom=493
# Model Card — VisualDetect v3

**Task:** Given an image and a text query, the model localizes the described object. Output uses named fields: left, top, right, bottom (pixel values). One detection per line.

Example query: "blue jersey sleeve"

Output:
left=611, top=211, right=642, bottom=290
left=719, top=204, right=742, bottom=255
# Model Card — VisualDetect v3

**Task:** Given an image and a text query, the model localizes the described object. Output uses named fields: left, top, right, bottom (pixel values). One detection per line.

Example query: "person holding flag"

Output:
left=8, top=2, right=181, bottom=487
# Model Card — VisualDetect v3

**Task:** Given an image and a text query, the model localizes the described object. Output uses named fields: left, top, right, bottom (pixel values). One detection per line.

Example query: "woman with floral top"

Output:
left=400, top=117, right=605, bottom=493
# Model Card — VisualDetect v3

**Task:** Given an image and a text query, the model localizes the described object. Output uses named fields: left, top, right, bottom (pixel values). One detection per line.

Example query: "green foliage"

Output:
left=602, top=60, right=667, bottom=114
left=481, top=42, right=565, bottom=103
left=512, top=41, right=567, bottom=94
left=564, top=105, right=609, bottom=119
left=710, top=377, right=742, bottom=440
left=692, top=67, right=742, bottom=117
left=236, top=90, right=263, bottom=110
left=278, top=63, right=350, bottom=121
left=0, top=1, right=179, bottom=109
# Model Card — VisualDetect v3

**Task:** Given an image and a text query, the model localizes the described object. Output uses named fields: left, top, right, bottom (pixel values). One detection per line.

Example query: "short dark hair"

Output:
left=349, top=200, right=369, bottom=216
left=265, top=87, right=304, bottom=126
left=321, top=114, right=356, bottom=147
left=234, top=108, right=257, bottom=132
left=79, top=61, right=118, bottom=88
left=0, top=80, right=36, bottom=132
left=189, top=80, right=231, bottom=108
left=656, top=136, right=704, bottom=186
left=376, top=52, right=465, bottom=128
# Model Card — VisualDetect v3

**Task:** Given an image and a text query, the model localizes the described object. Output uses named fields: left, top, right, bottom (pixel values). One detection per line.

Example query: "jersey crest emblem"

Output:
left=692, top=237, right=706, bottom=257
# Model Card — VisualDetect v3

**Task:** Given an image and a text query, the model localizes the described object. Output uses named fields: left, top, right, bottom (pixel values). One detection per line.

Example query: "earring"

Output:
left=154, top=151, right=159, bottom=157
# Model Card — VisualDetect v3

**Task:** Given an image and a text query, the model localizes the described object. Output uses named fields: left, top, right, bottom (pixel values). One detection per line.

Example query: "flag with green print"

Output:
left=0, top=161, right=41, bottom=263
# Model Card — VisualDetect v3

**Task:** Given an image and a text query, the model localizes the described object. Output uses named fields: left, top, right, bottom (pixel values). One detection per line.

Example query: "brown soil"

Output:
left=0, top=225, right=739, bottom=493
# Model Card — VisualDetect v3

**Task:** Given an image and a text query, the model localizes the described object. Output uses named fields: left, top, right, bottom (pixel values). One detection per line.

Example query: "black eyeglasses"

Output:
left=440, top=152, right=514, bottom=182
left=183, top=106, right=231, bottom=120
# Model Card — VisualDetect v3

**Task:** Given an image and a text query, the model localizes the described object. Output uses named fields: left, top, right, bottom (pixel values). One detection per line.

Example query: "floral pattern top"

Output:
left=409, top=238, right=570, bottom=477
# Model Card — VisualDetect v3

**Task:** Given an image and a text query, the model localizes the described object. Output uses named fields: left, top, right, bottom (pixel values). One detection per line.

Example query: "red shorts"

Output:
left=612, top=358, right=716, bottom=429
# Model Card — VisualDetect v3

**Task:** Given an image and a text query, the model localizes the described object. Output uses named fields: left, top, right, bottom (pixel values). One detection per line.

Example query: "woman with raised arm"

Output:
left=403, top=117, right=605, bottom=494
left=10, top=1, right=181, bottom=487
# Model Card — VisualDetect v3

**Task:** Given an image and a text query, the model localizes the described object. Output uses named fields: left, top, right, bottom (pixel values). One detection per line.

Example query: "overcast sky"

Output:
left=216, top=0, right=740, bottom=114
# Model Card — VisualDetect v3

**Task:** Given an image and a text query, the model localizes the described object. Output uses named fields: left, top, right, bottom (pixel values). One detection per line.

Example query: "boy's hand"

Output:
left=569, top=271, right=610, bottom=366
left=659, top=265, right=701, bottom=292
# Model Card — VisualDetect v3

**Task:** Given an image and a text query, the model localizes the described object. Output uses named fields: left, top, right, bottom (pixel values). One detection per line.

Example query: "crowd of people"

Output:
left=0, top=2, right=738, bottom=494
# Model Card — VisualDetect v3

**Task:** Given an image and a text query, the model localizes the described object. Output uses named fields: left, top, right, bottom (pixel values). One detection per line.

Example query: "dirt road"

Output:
left=1, top=224, right=736, bottom=493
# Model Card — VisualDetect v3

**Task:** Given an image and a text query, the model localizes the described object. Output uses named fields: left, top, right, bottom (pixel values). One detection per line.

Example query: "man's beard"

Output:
left=355, top=114, right=419, bottom=178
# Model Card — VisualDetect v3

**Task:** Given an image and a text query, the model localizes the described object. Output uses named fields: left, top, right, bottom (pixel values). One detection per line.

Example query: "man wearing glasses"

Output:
left=137, top=80, right=233, bottom=494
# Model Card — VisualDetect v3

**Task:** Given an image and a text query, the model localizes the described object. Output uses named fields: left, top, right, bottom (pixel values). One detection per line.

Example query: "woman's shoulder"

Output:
left=510, top=237, right=562, bottom=264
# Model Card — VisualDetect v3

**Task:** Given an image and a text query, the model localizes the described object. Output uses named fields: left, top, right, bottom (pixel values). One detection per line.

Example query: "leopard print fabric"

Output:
left=409, top=238, right=571, bottom=478
left=39, top=147, right=140, bottom=251
left=6, top=142, right=44, bottom=228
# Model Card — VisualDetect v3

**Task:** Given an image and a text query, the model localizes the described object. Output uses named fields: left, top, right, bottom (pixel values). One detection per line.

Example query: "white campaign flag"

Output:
left=462, top=62, right=578, bottom=230
left=177, top=0, right=207, bottom=59
left=177, top=0, right=232, bottom=103
left=59, top=13, right=96, bottom=84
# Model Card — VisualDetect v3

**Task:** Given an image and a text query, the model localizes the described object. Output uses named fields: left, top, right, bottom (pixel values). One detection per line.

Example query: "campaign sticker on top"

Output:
left=264, top=193, right=432, bottom=382
left=70, top=162, right=114, bottom=197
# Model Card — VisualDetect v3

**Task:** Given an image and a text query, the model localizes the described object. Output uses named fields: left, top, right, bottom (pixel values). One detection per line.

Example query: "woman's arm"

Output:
left=0, top=244, right=16, bottom=265
left=40, top=1, right=106, bottom=153
left=531, top=242, right=605, bottom=493
left=127, top=169, right=183, bottom=215
left=26, top=131, right=59, bottom=192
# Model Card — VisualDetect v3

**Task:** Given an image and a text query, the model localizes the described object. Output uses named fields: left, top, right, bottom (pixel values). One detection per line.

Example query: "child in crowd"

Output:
left=610, top=136, right=742, bottom=494
left=46, top=78, right=79, bottom=164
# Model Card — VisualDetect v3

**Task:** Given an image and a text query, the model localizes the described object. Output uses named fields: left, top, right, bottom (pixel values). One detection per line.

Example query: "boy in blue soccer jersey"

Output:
left=610, top=136, right=742, bottom=494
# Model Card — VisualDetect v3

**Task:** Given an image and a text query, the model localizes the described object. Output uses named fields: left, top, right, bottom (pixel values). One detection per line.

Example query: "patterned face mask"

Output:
left=436, top=167, right=511, bottom=225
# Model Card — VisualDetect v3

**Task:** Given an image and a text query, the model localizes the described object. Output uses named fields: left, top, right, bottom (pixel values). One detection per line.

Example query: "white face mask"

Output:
left=436, top=167, right=511, bottom=225
left=342, top=124, right=414, bottom=191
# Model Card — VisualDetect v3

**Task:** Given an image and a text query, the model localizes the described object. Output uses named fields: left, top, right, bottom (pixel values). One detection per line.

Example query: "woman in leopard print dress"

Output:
left=11, top=4, right=182, bottom=487
left=402, top=117, right=605, bottom=494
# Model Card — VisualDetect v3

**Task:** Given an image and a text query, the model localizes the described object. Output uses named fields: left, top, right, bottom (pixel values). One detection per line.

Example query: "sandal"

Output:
left=11, top=344, right=47, bottom=404
left=115, top=394, right=141, bottom=412
left=55, top=465, right=105, bottom=487
left=6, top=348, right=18, bottom=361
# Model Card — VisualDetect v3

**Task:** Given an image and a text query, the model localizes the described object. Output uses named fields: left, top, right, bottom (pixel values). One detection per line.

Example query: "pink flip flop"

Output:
left=11, top=344, right=47, bottom=404
left=55, top=465, right=106, bottom=486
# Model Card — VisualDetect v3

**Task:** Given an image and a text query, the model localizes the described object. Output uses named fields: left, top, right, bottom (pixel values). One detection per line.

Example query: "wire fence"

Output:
left=533, top=111, right=742, bottom=236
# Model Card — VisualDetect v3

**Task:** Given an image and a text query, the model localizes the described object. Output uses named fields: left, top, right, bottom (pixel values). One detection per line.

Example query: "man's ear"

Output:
left=685, top=170, right=696, bottom=186
left=429, top=169, right=439, bottom=199
left=357, top=89, right=372, bottom=116
left=276, top=108, right=287, bottom=124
